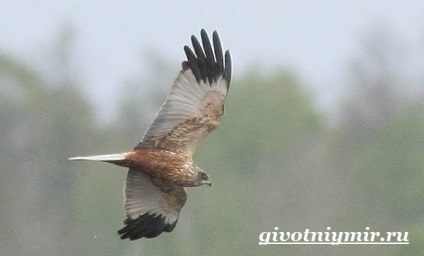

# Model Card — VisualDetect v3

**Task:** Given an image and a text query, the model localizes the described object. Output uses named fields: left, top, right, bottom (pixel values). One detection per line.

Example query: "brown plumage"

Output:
left=69, top=29, right=232, bottom=240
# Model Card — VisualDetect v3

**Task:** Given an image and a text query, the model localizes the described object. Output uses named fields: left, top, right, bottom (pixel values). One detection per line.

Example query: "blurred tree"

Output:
left=328, top=27, right=424, bottom=255
left=0, top=27, right=100, bottom=255
left=202, top=68, right=326, bottom=256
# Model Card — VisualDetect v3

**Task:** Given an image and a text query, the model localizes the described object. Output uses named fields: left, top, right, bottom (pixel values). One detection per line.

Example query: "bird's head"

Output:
left=195, top=167, right=212, bottom=187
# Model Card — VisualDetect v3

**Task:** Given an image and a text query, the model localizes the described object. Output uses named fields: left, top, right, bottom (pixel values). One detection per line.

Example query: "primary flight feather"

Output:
left=69, top=29, right=231, bottom=240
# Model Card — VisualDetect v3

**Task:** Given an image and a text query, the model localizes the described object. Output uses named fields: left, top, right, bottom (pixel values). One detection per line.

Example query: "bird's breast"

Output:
left=126, top=149, right=196, bottom=187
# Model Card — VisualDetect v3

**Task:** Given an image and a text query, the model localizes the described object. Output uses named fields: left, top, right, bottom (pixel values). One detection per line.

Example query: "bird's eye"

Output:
left=201, top=173, right=208, bottom=180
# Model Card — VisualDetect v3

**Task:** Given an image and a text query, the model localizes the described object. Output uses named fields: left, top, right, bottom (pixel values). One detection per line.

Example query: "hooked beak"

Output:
left=204, top=180, right=212, bottom=187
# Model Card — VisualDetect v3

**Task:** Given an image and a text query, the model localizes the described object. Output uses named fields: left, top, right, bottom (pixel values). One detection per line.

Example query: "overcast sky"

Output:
left=1, top=0, right=423, bottom=119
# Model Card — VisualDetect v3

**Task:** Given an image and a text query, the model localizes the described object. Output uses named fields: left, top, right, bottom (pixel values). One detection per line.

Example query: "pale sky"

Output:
left=1, top=0, right=423, bottom=119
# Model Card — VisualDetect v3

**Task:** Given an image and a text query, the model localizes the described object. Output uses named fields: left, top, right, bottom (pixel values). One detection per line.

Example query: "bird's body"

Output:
left=69, top=29, right=231, bottom=240
left=100, top=149, right=201, bottom=187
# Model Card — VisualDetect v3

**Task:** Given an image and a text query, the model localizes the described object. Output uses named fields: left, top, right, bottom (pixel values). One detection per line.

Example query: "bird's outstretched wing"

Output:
left=118, top=169, right=187, bottom=240
left=134, top=29, right=232, bottom=157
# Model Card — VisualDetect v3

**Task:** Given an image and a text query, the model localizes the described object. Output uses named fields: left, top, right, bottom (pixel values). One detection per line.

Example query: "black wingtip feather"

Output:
left=213, top=31, right=224, bottom=71
left=118, top=213, right=177, bottom=240
left=183, top=45, right=201, bottom=81
left=183, top=29, right=231, bottom=86
left=224, top=50, right=232, bottom=88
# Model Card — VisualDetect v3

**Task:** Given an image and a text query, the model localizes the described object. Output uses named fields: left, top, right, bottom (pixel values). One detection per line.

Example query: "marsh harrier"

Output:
left=69, top=29, right=231, bottom=240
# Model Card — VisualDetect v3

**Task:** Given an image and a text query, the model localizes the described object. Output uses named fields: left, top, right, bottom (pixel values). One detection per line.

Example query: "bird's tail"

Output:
left=68, top=153, right=128, bottom=165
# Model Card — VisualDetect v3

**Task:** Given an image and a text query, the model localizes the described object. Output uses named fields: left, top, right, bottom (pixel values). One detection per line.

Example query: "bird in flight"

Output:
left=69, top=29, right=231, bottom=240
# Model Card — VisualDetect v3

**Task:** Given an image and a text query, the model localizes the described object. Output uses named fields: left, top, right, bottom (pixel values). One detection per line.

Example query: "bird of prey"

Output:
left=69, top=29, right=232, bottom=240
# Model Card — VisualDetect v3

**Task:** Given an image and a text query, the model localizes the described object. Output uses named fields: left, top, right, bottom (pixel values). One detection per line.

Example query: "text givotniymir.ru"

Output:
left=259, top=227, right=409, bottom=245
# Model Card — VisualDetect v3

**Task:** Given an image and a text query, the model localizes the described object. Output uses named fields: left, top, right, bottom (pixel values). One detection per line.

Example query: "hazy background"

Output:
left=1, top=1, right=423, bottom=255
